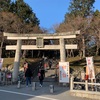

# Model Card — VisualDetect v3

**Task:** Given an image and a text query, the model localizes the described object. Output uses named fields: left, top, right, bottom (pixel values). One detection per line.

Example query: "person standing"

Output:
left=24, top=62, right=32, bottom=87
left=38, top=67, right=45, bottom=87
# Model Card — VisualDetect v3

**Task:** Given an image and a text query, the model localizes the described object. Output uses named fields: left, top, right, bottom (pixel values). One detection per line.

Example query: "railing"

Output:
left=0, top=71, right=12, bottom=85
left=70, top=76, right=100, bottom=92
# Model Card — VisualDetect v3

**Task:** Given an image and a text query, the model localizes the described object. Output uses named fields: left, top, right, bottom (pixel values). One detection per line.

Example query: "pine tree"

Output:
left=0, top=0, right=11, bottom=12
left=68, top=0, right=95, bottom=17
left=10, top=0, right=39, bottom=26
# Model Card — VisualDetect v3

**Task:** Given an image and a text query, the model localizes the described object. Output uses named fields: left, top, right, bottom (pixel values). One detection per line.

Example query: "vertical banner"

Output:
left=86, top=57, right=95, bottom=79
left=0, top=58, right=3, bottom=69
left=59, top=62, right=69, bottom=83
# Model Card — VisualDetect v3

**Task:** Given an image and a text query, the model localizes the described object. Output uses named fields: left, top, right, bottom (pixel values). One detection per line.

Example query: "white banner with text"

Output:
left=86, top=57, right=95, bottom=79
left=59, top=62, right=69, bottom=83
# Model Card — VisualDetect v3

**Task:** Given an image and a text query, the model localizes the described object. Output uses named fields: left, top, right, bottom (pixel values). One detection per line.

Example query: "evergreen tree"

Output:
left=0, top=0, right=41, bottom=58
left=10, top=0, right=39, bottom=26
left=68, top=0, right=95, bottom=17
left=64, top=0, right=95, bottom=57
left=0, top=0, right=11, bottom=12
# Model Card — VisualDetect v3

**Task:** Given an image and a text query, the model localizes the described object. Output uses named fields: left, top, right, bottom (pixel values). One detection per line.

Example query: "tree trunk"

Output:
left=96, top=30, right=100, bottom=56
left=32, top=50, right=34, bottom=58
left=82, top=36, right=85, bottom=57
left=37, top=50, right=41, bottom=57
left=0, top=39, right=4, bottom=58
left=79, top=50, right=83, bottom=59
left=70, top=49, right=74, bottom=57
left=96, top=42, right=99, bottom=56
left=66, top=50, right=70, bottom=58
left=22, top=50, right=27, bottom=58
left=66, top=50, right=68, bottom=58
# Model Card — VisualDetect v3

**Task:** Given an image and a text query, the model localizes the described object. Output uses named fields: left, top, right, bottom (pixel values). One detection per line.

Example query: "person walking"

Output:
left=24, top=62, right=32, bottom=87
left=48, top=59, right=52, bottom=69
left=38, top=67, right=45, bottom=87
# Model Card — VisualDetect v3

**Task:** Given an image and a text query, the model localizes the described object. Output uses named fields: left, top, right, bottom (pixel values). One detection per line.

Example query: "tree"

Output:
left=10, top=0, right=39, bottom=26
left=90, top=10, right=100, bottom=55
left=0, top=0, right=11, bottom=12
left=0, top=12, right=24, bottom=33
left=10, top=0, right=43, bottom=58
left=0, top=11, right=24, bottom=57
left=68, top=0, right=95, bottom=17
left=0, top=0, right=42, bottom=58
left=56, top=0, right=95, bottom=58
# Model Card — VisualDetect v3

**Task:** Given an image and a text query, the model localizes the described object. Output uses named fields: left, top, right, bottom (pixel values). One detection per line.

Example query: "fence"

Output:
left=0, top=71, right=12, bottom=85
left=70, top=76, right=100, bottom=91
left=70, top=76, right=100, bottom=100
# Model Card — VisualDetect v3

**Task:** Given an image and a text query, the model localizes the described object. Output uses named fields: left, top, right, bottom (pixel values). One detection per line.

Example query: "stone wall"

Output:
left=70, top=90, right=100, bottom=100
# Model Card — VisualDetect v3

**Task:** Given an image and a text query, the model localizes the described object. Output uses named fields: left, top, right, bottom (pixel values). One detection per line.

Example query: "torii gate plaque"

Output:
left=3, top=30, right=80, bottom=82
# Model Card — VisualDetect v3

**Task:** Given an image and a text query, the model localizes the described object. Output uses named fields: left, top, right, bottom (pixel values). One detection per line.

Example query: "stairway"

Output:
left=44, top=68, right=56, bottom=82
left=33, top=68, right=56, bottom=82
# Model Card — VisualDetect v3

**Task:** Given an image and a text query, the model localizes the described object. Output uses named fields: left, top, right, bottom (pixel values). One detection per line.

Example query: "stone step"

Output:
left=33, top=68, right=57, bottom=82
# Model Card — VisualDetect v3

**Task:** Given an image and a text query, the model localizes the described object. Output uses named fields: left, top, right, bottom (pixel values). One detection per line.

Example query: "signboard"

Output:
left=59, top=62, right=69, bottom=83
left=36, top=37, right=44, bottom=48
left=0, top=58, right=3, bottom=69
left=86, top=57, right=95, bottom=79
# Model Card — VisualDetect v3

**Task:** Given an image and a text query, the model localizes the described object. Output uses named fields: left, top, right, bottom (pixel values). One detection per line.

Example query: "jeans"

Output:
left=26, top=77, right=31, bottom=86
left=39, top=80, right=43, bottom=85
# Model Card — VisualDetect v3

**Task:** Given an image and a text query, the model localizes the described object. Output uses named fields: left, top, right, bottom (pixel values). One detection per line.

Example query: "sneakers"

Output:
left=26, top=84, right=31, bottom=87
left=39, top=84, right=42, bottom=87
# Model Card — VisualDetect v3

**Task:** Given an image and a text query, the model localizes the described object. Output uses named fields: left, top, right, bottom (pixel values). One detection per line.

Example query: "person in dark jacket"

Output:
left=24, top=62, right=32, bottom=87
left=49, top=59, right=52, bottom=69
left=38, top=67, right=45, bottom=87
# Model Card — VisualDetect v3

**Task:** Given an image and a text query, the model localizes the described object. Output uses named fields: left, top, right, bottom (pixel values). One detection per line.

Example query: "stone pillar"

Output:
left=59, top=38, right=66, bottom=62
left=70, top=76, right=74, bottom=90
left=85, top=80, right=88, bottom=91
left=12, top=39, right=22, bottom=82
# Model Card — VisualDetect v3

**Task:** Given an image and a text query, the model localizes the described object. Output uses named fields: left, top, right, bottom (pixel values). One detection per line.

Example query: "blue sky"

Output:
left=13, top=0, right=100, bottom=31
left=24, top=0, right=70, bottom=31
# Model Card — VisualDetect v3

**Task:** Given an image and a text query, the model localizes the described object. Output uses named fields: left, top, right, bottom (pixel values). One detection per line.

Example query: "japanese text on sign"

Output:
left=59, top=62, right=69, bottom=83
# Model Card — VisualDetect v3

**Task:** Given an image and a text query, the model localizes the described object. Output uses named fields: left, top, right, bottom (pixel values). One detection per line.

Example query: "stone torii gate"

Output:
left=3, top=30, right=80, bottom=82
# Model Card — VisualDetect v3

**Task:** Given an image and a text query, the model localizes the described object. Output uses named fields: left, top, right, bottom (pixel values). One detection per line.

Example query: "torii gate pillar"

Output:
left=12, top=39, right=22, bottom=82
left=60, top=38, right=66, bottom=62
